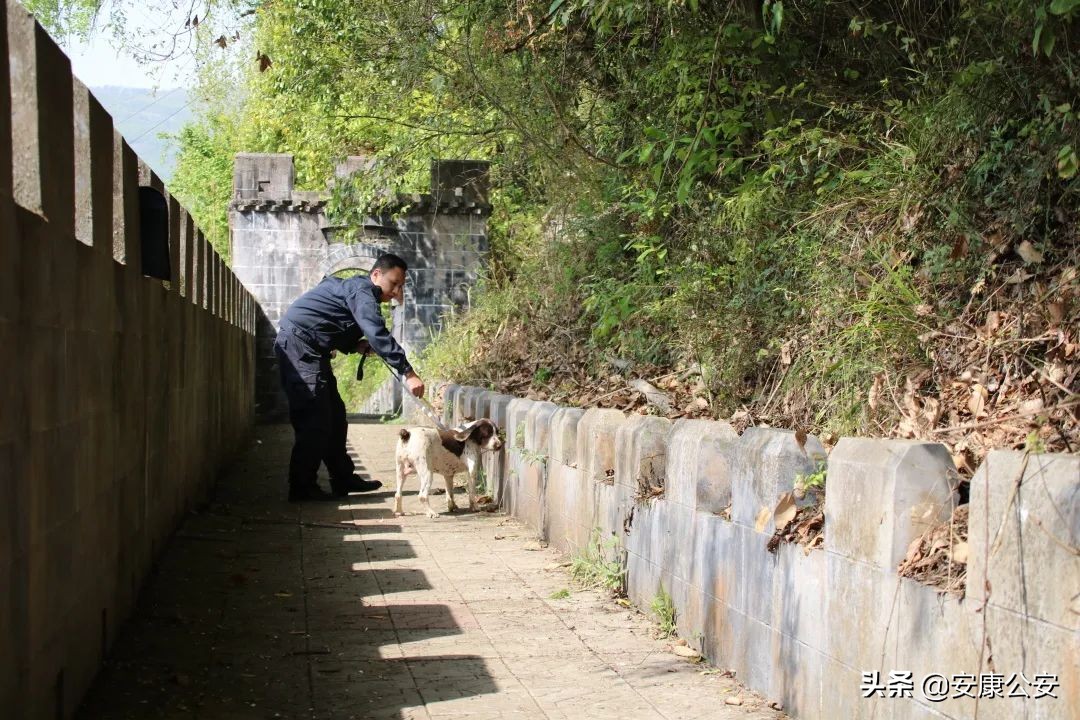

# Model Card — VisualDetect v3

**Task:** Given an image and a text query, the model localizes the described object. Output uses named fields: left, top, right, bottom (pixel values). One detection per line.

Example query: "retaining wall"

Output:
left=1, top=3, right=256, bottom=717
left=439, top=383, right=1078, bottom=720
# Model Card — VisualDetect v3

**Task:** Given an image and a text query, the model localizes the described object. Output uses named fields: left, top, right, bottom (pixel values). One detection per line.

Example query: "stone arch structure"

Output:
left=319, top=241, right=400, bottom=279
left=229, top=154, right=491, bottom=418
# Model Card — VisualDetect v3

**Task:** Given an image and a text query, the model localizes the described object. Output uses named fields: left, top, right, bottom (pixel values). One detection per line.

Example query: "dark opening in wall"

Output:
left=139, top=187, right=171, bottom=280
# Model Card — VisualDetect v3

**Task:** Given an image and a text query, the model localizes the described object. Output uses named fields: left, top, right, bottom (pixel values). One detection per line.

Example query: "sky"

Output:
left=54, top=26, right=200, bottom=181
left=42, top=3, right=249, bottom=181
left=64, top=36, right=195, bottom=89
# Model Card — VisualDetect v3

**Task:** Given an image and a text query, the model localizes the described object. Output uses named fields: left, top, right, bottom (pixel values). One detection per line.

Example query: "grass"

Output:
left=475, top=466, right=488, bottom=495
left=549, top=588, right=571, bottom=600
left=650, top=584, right=677, bottom=638
left=332, top=352, right=392, bottom=411
left=518, top=448, right=548, bottom=467
left=794, top=461, right=827, bottom=497
left=414, top=62, right=1079, bottom=459
left=570, top=529, right=626, bottom=596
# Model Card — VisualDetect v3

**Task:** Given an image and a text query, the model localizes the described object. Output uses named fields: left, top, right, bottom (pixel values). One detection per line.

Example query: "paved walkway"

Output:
left=78, top=421, right=785, bottom=720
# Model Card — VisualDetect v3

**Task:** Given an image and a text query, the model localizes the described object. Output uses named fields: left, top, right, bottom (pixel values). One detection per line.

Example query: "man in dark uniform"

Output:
left=275, top=253, right=426, bottom=502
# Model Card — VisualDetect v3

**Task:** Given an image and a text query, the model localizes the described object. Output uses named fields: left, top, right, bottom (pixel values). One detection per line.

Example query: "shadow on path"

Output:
left=76, top=422, right=496, bottom=720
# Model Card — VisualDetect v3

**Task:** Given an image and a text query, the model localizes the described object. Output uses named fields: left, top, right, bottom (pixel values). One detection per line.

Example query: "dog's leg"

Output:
left=417, top=460, right=439, bottom=519
left=465, top=453, right=479, bottom=511
left=444, top=474, right=457, bottom=513
left=394, top=453, right=408, bottom=516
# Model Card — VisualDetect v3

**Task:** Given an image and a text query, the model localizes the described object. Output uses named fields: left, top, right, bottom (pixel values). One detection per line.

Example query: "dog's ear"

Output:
left=452, top=419, right=479, bottom=442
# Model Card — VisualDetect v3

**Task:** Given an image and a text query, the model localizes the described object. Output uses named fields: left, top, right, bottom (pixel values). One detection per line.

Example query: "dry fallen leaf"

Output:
left=1016, top=241, right=1044, bottom=264
left=1005, top=269, right=1033, bottom=285
left=968, top=384, right=988, bottom=418
left=868, top=372, right=884, bottom=412
left=780, top=341, right=793, bottom=366
left=671, top=645, right=702, bottom=660
left=1020, top=398, right=1045, bottom=414
left=902, top=536, right=923, bottom=566
left=773, top=492, right=798, bottom=533
left=754, top=505, right=772, bottom=533
left=949, top=235, right=969, bottom=260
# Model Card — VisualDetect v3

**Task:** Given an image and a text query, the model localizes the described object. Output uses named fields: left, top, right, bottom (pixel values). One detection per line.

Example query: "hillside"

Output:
left=90, top=85, right=191, bottom=182
left=161, top=0, right=1079, bottom=469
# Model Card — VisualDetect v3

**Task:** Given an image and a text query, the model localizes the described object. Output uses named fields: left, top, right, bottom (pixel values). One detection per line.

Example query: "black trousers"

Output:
left=274, top=327, right=355, bottom=488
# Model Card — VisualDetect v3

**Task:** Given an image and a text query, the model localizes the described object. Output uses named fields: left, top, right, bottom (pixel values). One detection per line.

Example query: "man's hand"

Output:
left=356, top=339, right=371, bottom=354
left=405, top=371, right=426, bottom=398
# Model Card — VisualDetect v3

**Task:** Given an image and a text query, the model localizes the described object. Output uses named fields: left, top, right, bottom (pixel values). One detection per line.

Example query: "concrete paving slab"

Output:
left=78, top=422, right=786, bottom=720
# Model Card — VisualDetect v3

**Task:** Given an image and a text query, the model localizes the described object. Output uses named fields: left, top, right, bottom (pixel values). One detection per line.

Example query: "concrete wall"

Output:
left=229, top=155, right=490, bottom=418
left=439, top=384, right=1079, bottom=720
left=1, top=3, right=256, bottom=717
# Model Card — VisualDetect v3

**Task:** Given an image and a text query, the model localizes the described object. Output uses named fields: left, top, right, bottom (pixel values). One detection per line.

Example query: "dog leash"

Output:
left=366, top=352, right=451, bottom=432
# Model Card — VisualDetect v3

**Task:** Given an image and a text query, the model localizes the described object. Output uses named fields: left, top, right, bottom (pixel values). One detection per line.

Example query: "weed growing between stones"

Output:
left=518, top=448, right=548, bottom=467
left=571, top=529, right=627, bottom=597
left=474, top=466, right=488, bottom=496
left=650, top=584, right=677, bottom=638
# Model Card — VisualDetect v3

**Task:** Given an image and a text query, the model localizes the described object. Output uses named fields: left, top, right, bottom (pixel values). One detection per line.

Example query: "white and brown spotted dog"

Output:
left=394, top=418, right=503, bottom=518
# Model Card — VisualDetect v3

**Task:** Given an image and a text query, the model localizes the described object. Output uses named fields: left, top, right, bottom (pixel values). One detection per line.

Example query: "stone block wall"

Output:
left=438, top=383, right=1078, bottom=720
left=1, top=3, right=256, bottom=717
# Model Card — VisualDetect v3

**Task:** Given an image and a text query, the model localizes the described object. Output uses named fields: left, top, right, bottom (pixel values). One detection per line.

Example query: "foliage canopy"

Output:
left=33, top=0, right=1078, bottom=455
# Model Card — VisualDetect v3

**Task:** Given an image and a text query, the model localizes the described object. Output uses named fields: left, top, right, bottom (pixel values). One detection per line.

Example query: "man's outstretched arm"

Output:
left=348, top=293, right=425, bottom=397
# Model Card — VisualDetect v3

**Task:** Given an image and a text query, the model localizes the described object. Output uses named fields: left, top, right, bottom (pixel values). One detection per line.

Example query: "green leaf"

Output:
left=1056, top=145, right=1078, bottom=179
left=771, top=1, right=784, bottom=34
left=1034, top=17, right=1057, bottom=57
left=1042, top=27, right=1057, bottom=56
left=1049, top=0, right=1080, bottom=15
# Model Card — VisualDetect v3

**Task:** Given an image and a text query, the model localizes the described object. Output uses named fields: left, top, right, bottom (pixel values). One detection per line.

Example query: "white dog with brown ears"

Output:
left=394, top=418, right=503, bottom=518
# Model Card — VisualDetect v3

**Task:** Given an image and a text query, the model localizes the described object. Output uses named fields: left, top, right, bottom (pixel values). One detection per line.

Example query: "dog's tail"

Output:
left=398, top=428, right=411, bottom=443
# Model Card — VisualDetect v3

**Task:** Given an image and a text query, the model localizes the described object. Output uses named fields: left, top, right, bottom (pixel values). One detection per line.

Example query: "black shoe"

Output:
left=330, top=474, right=384, bottom=496
left=288, top=484, right=337, bottom=502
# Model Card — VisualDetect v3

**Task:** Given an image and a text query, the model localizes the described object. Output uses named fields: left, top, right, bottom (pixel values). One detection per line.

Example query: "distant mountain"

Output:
left=90, top=85, right=193, bottom=184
